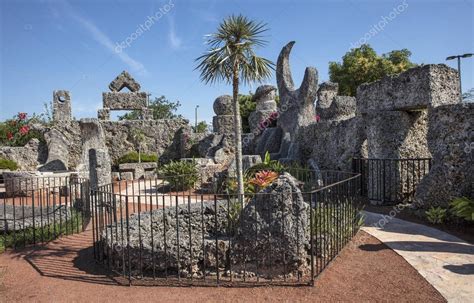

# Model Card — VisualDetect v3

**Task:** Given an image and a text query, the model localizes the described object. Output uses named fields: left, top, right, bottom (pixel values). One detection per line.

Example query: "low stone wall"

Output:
left=0, top=139, right=48, bottom=171
left=0, top=204, right=71, bottom=232
left=3, top=171, right=73, bottom=197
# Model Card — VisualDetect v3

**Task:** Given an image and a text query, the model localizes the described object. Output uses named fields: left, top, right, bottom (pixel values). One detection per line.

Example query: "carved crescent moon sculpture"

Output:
left=276, top=41, right=318, bottom=140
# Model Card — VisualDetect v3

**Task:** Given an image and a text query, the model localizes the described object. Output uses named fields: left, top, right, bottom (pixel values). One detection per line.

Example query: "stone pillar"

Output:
left=79, top=118, right=111, bottom=189
left=212, top=95, right=235, bottom=134
left=39, top=128, right=69, bottom=171
left=88, top=149, right=112, bottom=190
left=248, top=85, right=278, bottom=134
left=53, top=90, right=72, bottom=122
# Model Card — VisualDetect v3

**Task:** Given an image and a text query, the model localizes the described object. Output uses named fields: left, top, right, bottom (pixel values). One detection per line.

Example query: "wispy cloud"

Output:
left=57, top=0, right=148, bottom=75
left=167, top=14, right=182, bottom=50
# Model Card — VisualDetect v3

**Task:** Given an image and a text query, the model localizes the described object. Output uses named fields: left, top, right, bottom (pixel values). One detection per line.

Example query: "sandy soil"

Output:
left=0, top=230, right=445, bottom=303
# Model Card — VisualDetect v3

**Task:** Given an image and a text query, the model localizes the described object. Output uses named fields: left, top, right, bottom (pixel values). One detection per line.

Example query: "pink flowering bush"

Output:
left=0, top=112, right=43, bottom=147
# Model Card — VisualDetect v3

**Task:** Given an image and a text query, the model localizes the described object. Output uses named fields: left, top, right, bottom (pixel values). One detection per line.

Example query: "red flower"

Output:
left=18, top=112, right=27, bottom=120
left=19, top=125, right=29, bottom=135
left=7, top=132, right=13, bottom=140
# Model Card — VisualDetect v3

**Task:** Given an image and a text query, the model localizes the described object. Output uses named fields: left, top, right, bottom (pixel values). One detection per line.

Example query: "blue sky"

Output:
left=1, top=0, right=473, bottom=123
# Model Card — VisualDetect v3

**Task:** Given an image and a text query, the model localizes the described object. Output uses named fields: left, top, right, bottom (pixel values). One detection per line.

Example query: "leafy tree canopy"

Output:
left=118, top=95, right=182, bottom=120
left=329, top=44, right=416, bottom=96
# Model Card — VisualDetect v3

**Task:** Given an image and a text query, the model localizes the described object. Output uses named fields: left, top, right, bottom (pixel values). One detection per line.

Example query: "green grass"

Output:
left=0, top=209, right=84, bottom=253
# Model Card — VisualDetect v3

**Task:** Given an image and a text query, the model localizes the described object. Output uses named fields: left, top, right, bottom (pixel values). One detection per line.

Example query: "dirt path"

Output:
left=0, top=230, right=445, bottom=303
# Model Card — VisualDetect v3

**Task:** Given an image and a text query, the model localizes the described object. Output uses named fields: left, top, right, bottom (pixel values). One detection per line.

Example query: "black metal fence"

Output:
left=91, top=170, right=362, bottom=286
left=0, top=175, right=90, bottom=251
left=352, top=158, right=432, bottom=205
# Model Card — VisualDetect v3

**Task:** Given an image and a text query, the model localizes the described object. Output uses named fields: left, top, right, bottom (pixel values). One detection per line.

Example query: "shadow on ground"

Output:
left=443, top=264, right=474, bottom=275
left=21, top=232, right=122, bottom=285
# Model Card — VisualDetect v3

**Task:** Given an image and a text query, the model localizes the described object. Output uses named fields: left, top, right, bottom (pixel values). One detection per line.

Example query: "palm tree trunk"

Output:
left=232, top=60, right=245, bottom=202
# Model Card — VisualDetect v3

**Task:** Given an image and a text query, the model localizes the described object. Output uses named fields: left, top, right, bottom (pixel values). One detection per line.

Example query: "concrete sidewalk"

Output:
left=362, top=211, right=474, bottom=303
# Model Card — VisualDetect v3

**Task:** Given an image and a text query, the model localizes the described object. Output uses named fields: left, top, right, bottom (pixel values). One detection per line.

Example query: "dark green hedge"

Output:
left=115, top=151, right=158, bottom=165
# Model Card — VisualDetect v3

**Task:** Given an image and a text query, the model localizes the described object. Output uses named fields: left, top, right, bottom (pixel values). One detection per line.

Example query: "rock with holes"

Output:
left=102, top=200, right=230, bottom=276
left=233, top=173, right=310, bottom=274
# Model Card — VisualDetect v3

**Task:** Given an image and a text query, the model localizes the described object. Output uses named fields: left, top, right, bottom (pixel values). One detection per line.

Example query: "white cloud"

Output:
left=167, top=15, right=182, bottom=50
left=58, top=0, right=148, bottom=75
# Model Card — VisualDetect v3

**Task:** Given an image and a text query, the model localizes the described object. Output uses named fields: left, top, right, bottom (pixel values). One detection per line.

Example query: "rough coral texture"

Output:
left=297, top=117, right=367, bottom=171
left=108, top=70, right=141, bottom=92
left=317, top=81, right=338, bottom=109
left=356, top=64, right=460, bottom=114
left=102, top=92, right=147, bottom=110
left=415, top=103, right=474, bottom=207
left=234, top=173, right=310, bottom=274
left=53, top=90, right=72, bottom=122
left=318, top=96, right=356, bottom=122
left=213, top=95, right=234, bottom=115
left=0, top=139, right=47, bottom=171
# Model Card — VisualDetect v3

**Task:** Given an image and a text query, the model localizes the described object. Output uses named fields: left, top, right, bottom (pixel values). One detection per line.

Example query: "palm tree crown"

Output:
left=195, top=14, right=274, bottom=85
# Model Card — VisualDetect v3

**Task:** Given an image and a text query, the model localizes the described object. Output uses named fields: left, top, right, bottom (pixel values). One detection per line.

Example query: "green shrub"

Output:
left=425, top=206, right=447, bottom=224
left=0, top=157, right=18, bottom=170
left=116, top=151, right=157, bottom=165
left=450, top=197, right=474, bottom=222
left=158, top=160, right=199, bottom=191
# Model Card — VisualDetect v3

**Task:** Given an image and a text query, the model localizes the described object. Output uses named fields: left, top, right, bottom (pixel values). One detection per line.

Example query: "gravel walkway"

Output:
left=362, top=211, right=474, bottom=303
left=0, top=229, right=445, bottom=302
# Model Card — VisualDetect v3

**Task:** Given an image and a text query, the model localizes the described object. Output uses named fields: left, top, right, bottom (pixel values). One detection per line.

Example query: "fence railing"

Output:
left=352, top=158, right=432, bottom=205
left=91, top=170, right=362, bottom=286
left=1, top=175, right=90, bottom=251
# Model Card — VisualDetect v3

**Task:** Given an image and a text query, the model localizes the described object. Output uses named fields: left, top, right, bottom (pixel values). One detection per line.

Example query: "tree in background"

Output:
left=195, top=14, right=274, bottom=199
left=193, top=121, right=209, bottom=133
left=119, top=95, right=182, bottom=120
left=238, top=94, right=255, bottom=133
left=130, top=128, right=146, bottom=163
left=239, top=93, right=279, bottom=133
left=329, top=44, right=416, bottom=96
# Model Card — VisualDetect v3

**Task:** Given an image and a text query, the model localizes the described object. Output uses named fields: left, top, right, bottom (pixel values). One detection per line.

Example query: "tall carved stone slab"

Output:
left=276, top=41, right=318, bottom=160
left=79, top=118, right=111, bottom=189
left=39, top=128, right=69, bottom=172
left=53, top=90, right=72, bottom=122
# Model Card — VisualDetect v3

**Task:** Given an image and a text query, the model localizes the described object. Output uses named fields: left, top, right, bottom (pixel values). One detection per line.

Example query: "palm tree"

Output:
left=131, top=128, right=146, bottom=163
left=195, top=15, right=274, bottom=200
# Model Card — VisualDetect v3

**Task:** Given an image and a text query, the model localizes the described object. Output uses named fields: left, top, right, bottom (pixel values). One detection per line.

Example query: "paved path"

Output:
left=362, top=211, right=474, bottom=303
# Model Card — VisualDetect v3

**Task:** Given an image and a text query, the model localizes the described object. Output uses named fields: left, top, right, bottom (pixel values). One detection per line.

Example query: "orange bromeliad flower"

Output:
left=249, top=170, right=279, bottom=188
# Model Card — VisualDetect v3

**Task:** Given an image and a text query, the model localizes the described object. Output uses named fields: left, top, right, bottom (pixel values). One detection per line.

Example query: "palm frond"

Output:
left=195, top=14, right=273, bottom=85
